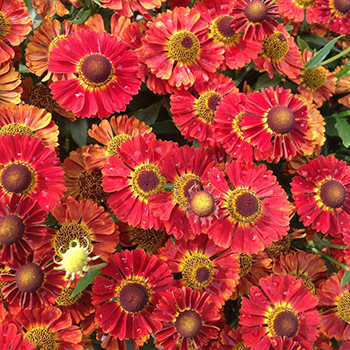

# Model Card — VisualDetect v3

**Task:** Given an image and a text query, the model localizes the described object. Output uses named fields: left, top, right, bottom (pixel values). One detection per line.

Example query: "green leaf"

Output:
left=69, top=7, right=92, bottom=24
left=313, top=232, right=330, bottom=250
left=65, top=118, right=88, bottom=148
left=304, top=35, right=344, bottom=71
left=297, top=36, right=309, bottom=53
left=342, top=270, right=350, bottom=286
left=336, top=60, right=350, bottom=78
left=335, top=116, right=350, bottom=147
left=301, top=33, right=342, bottom=52
left=254, top=72, right=283, bottom=91
left=133, top=101, right=162, bottom=125
left=325, top=117, right=338, bottom=137
left=151, top=120, right=179, bottom=134
left=71, top=269, right=100, bottom=298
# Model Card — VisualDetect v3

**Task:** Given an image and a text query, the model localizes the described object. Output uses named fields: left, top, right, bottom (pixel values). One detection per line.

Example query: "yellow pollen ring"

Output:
left=167, top=30, right=200, bottom=64
left=196, top=91, right=223, bottom=124
left=337, top=290, right=350, bottom=323
left=211, top=15, right=240, bottom=46
left=107, top=134, right=132, bottom=156
left=0, top=12, right=9, bottom=39
left=173, top=173, right=203, bottom=208
left=266, top=306, right=299, bottom=338
left=182, top=253, right=214, bottom=288
left=0, top=123, right=34, bottom=136
left=48, top=34, right=67, bottom=52
left=302, top=66, right=327, bottom=91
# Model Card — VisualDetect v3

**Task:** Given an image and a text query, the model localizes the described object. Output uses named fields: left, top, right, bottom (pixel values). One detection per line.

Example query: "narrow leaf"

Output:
left=133, top=101, right=162, bottom=125
left=336, top=60, right=350, bottom=78
left=65, top=117, right=88, bottom=147
left=254, top=72, right=282, bottom=91
left=305, top=35, right=344, bottom=71
left=297, top=36, right=309, bottom=53
left=69, top=7, right=92, bottom=24
left=335, top=116, right=350, bottom=147
left=342, top=270, right=350, bottom=286
left=71, top=269, right=100, bottom=298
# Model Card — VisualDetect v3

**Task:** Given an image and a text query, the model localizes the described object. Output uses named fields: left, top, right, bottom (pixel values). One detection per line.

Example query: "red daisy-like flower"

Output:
left=0, top=194, right=47, bottom=265
left=194, top=0, right=262, bottom=70
left=0, top=321, right=34, bottom=350
left=240, top=274, right=319, bottom=349
left=16, top=306, right=83, bottom=350
left=317, top=269, right=350, bottom=341
left=92, top=249, right=175, bottom=340
left=213, top=92, right=254, bottom=162
left=158, top=233, right=240, bottom=307
left=276, top=0, right=320, bottom=23
left=0, top=134, right=65, bottom=212
left=241, top=86, right=315, bottom=163
left=207, top=161, right=291, bottom=255
left=0, top=253, right=64, bottom=310
left=170, top=73, right=237, bottom=148
left=315, top=0, right=350, bottom=33
left=103, top=135, right=176, bottom=230
left=231, top=0, right=280, bottom=42
left=49, top=29, right=141, bottom=119
left=154, top=286, right=221, bottom=350
left=291, top=155, right=350, bottom=235
left=143, top=7, right=225, bottom=89
left=253, top=24, right=303, bottom=79
left=148, top=145, right=215, bottom=240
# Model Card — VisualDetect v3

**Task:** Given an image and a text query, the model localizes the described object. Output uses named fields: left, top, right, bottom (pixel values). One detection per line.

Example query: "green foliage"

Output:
left=71, top=269, right=101, bottom=298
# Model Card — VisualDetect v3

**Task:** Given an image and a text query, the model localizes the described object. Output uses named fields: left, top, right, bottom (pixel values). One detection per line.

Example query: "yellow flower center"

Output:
left=211, top=15, right=240, bottom=46
left=333, top=0, right=350, bottom=14
left=132, top=227, right=168, bottom=252
left=0, top=161, right=36, bottom=195
left=182, top=253, right=215, bottom=289
left=233, top=343, right=250, bottom=350
left=131, top=164, right=166, bottom=200
left=117, top=279, right=151, bottom=313
left=337, top=290, right=350, bottom=323
left=319, top=179, right=347, bottom=209
left=77, top=169, right=106, bottom=203
left=227, top=188, right=262, bottom=224
left=266, top=106, right=296, bottom=135
left=239, top=253, right=253, bottom=277
left=291, top=273, right=315, bottom=294
left=25, top=85, right=56, bottom=113
left=107, top=134, right=132, bottom=156
left=244, top=0, right=268, bottom=23
left=0, top=214, right=25, bottom=246
left=0, top=123, right=34, bottom=136
left=302, top=66, right=327, bottom=91
left=175, top=310, right=202, bottom=338
left=262, top=32, right=289, bottom=62
left=168, top=30, right=200, bottom=64
left=24, top=327, right=56, bottom=350
left=55, top=287, right=79, bottom=306
left=267, top=307, right=299, bottom=338
left=0, top=12, right=9, bottom=39
left=15, top=263, right=44, bottom=293
left=265, top=235, right=291, bottom=258
left=60, top=243, right=90, bottom=274
left=294, top=0, right=314, bottom=8
left=48, top=34, right=67, bottom=52
left=190, top=190, right=215, bottom=217
left=78, top=53, right=114, bottom=87
left=196, top=91, right=223, bottom=124
left=173, top=174, right=203, bottom=208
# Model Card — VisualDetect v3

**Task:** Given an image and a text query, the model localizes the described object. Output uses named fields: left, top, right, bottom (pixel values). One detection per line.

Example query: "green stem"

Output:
left=310, top=247, right=349, bottom=271
left=88, top=262, right=107, bottom=272
left=328, top=244, right=347, bottom=249
left=320, top=46, right=350, bottom=67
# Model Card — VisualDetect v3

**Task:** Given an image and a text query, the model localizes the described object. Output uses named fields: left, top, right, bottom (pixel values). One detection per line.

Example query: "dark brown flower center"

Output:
left=197, top=91, right=223, bottom=124
left=79, top=53, right=114, bottom=87
left=25, top=85, right=56, bottom=113
left=217, top=15, right=235, bottom=38
left=15, top=263, right=44, bottom=293
left=0, top=214, right=25, bottom=245
left=118, top=281, right=150, bottom=313
left=175, top=310, right=202, bottom=338
left=174, top=174, right=203, bottom=208
left=239, top=253, right=253, bottom=277
left=182, top=254, right=214, bottom=288
left=77, top=169, right=106, bottom=202
left=0, top=163, right=35, bottom=195
left=265, top=235, right=290, bottom=258
left=320, top=179, right=347, bottom=209
left=267, top=106, right=295, bottom=135
left=244, top=0, right=268, bottom=23
left=132, top=227, right=168, bottom=252
left=273, top=310, right=299, bottom=338
left=168, top=30, right=200, bottom=64
left=190, top=190, right=215, bottom=217
left=212, top=15, right=240, bottom=46
left=236, top=192, right=259, bottom=217
left=334, top=0, right=350, bottom=14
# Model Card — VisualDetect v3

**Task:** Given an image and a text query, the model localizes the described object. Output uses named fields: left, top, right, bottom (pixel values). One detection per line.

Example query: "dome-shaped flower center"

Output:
left=233, top=342, right=250, bottom=350
left=24, top=327, right=56, bottom=350
left=168, top=30, right=200, bottom=64
left=60, top=243, right=90, bottom=274
left=267, top=106, right=296, bottom=135
left=78, top=53, right=114, bottom=87
left=131, top=164, right=166, bottom=200
left=182, top=253, right=214, bottom=288
left=15, top=263, right=44, bottom=293
left=239, top=253, right=253, bottom=277
left=77, top=169, right=106, bottom=202
left=244, top=0, right=268, bottom=23
left=0, top=214, right=25, bottom=246
left=107, top=134, right=132, bottom=156
left=196, top=91, right=223, bottom=124
left=265, top=235, right=290, bottom=258
left=319, top=179, right=347, bottom=209
left=0, top=162, right=36, bottom=195
left=292, top=273, right=315, bottom=294
left=174, top=174, right=203, bottom=208
left=262, top=32, right=289, bottom=62
left=118, top=280, right=151, bottom=313
left=54, top=222, right=91, bottom=255
left=190, top=190, right=215, bottom=217
left=294, top=0, right=314, bottom=8
left=55, top=287, right=79, bottom=306
left=48, top=34, right=67, bottom=52
left=0, top=123, right=34, bottom=137
left=212, top=15, right=240, bottom=46
left=175, top=310, right=202, bottom=338
left=132, top=227, right=168, bottom=252
left=228, top=189, right=262, bottom=223
left=302, top=66, right=327, bottom=91
left=268, top=307, right=299, bottom=338
left=25, top=85, right=56, bottom=113
left=334, top=0, right=350, bottom=14
left=337, top=290, right=350, bottom=323
left=0, top=12, right=9, bottom=39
